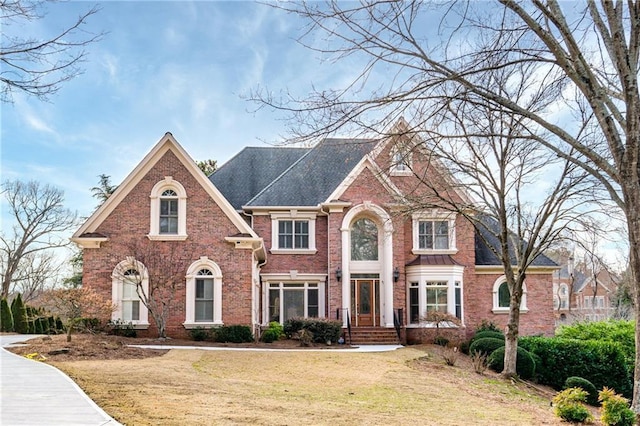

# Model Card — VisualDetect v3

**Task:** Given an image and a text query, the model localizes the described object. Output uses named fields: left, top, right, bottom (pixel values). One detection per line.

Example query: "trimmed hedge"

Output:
left=468, top=337, right=505, bottom=357
left=284, top=318, right=342, bottom=344
left=213, top=325, right=254, bottom=343
left=565, top=377, right=598, bottom=406
left=519, top=336, right=632, bottom=398
left=487, top=346, right=536, bottom=380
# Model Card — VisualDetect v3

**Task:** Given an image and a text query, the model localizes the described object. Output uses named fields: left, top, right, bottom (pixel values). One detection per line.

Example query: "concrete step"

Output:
left=346, top=327, right=400, bottom=345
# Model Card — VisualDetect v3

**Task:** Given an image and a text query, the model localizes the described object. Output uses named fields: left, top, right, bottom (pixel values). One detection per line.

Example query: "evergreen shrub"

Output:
left=283, top=318, right=342, bottom=344
left=599, top=387, right=635, bottom=426
left=519, top=336, right=632, bottom=397
left=1, top=297, right=14, bottom=332
left=260, top=322, right=284, bottom=343
left=553, top=388, right=593, bottom=423
left=468, top=337, right=505, bottom=357
left=11, top=295, right=28, bottom=334
left=213, top=325, right=254, bottom=343
left=565, top=377, right=599, bottom=406
left=487, top=346, right=536, bottom=380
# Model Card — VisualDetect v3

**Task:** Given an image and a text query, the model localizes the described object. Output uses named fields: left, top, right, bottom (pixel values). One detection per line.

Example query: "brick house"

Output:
left=72, top=121, right=557, bottom=343
left=553, top=263, right=619, bottom=324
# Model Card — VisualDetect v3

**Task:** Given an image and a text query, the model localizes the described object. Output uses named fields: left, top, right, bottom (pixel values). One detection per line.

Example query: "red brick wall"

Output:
left=82, top=150, right=254, bottom=339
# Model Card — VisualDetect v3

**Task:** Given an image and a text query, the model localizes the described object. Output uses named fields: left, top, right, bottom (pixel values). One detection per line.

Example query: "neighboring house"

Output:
left=553, top=264, right=618, bottom=324
left=72, top=121, right=557, bottom=343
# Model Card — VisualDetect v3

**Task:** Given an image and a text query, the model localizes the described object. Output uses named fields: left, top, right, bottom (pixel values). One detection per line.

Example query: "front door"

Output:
left=352, top=279, right=377, bottom=326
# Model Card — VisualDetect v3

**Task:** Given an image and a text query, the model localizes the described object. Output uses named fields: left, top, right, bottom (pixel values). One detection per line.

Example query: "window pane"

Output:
left=131, top=300, right=140, bottom=321
left=434, top=221, right=449, bottom=249
left=351, top=218, right=378, bottom=261
left=269, top=289, right=280, bottom=322
left=279, top=220, right=293, bottom=249
left=409, top=286, right=419, bottom=324
left=307, top=289, right=318, bottom=318
left=498, top=283, right=510, bottom=308
left=283, top=290, right=304, bottom=322
left=195, top=301, right=213, bottom=322
left=419, top=221, right=433, bottom=249
left=455, top=286, right=461, bottom=319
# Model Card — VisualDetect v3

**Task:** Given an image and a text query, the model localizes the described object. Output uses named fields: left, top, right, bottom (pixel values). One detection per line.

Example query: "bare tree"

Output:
left=11, top=250, right=63, bottom=303
left=1, top=0, right=103, bottom=102
left=255, top=0, right=640, bottom=410
left=112, top=240, right=194, bottom=339
left=0, top=180, right=78, bottom=298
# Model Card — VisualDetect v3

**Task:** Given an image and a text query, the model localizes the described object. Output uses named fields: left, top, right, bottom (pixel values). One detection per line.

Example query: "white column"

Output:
left=341, top=226, right=350, bottom=327
left=383, top=229, right=394, bottom=327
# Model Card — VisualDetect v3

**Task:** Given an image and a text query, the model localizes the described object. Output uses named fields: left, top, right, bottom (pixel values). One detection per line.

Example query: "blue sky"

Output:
left=2, top=1, right=350, bottom=219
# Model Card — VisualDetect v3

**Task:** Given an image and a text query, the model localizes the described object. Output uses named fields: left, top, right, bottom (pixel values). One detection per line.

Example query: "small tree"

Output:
left=0, top=297, right=14, bottom=332
left=10, top=293, right=27, bottom=333
left=196, top=159, right=217, bottom=176
left=40, top=287, right=114, bottom=342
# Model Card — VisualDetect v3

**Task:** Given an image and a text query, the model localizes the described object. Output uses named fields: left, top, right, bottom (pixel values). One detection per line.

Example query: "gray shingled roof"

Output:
left=246, top=138, right=377, bottom=207
left=474, top=214, right=557, bottom=267
left=209, top=147, right=310, bottom=210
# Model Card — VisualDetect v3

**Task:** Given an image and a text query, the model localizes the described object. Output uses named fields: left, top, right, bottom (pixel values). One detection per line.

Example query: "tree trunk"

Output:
left=503, top=295, right=521, bottom=378
left=625, top=185, right=640, bottom=418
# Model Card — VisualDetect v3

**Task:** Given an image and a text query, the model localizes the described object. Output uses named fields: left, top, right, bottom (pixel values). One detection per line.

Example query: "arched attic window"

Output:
left=148, top=177, right=187, bottom=240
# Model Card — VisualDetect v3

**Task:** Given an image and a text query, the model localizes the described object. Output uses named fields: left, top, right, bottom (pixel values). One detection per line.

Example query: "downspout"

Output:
left=246, top=209, right=267, bottom=337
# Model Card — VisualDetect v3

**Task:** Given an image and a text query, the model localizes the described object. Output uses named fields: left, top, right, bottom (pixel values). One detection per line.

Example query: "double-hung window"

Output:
left=122, top=269, right=141, bottom=322
left=160, top=189, right=179, bottom=234
left=278, top=220, right=309, bottom=249
left=270, top=212, right=317, bottom=253
left=111, top=258, right=149, bottom=329
left=426, top=281, right=448, bottom=313
left=412, top=212, right=456, bottom=254
left=419, top=221, right=449, bottom=250
left=195, top=269, right=214, bottom=322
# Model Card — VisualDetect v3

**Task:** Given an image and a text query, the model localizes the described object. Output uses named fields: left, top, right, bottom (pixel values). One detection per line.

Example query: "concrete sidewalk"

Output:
left=0, top=334, right=121, bottom=426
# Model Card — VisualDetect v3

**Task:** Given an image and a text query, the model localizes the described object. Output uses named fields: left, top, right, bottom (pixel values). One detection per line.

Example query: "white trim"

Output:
left=405, top=265, right=465, bottom=326
left=411, top=211, right=458, bottom=254
left=72, top=133, right=262, bottom=258
left=270, top=211, right=317, bottom=252
left=111, top=258, right=150, bottom=329
left=183, top=257, right=223, bottom=328
left=148, top=177, right=188, bottom=240
left=71, top=236, right=109, bottom=249
left=263, top=279, right=326, bottom=325
left=491, top=275, right=528, bottom=314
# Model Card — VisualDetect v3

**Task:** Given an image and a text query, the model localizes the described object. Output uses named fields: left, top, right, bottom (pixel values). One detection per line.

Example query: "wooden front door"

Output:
left=353, top=280, right=375, bottom=326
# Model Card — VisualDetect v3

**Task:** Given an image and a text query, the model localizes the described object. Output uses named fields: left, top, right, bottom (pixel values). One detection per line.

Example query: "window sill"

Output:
left=406, top=322, right=461, bottom=328
left=147, top=234, right=188, bottom=241
left=412, top=249, right=458, bottom=255
left=183, top=321, right=223, bottom=329
left=111, top=322, right=150, bottom=330
left=492, top=308, right=528, bottom=314
left=390, top=170, right=413, bottom=177
left=270, top=249, right=318, bottom=255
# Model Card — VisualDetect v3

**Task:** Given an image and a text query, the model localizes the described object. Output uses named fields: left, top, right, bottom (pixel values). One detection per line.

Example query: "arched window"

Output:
left=184, top=257, right=223, bottom=328
left=351, top=218, right=378, bottom=261
left=492, top=276, right=528, bottom=313
left=149, top=177, right=187, bottom=240
left=111, top=258, right=149, bottom=329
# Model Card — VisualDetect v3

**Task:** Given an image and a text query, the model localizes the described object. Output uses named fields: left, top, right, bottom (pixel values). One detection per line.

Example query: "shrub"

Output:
left=1, top=297, right=14, bottom=332
left=520, top=336, right=632, bottom=398
left=213, top=325, right=254, bottom=343
left=487, top=346, right=536, bottom=380
left=599, top=387, right=635, bottom=426
left=55, top=317, right=64, bottom=332
left=565, top=377, right=599, bottom=406
left=553, top=388, right=593, bottom=423
left=468, top=337, right=504, bottom=357
left=261, top=322, right=284, bottom=343
left=109, top=320, right=137, bottom=338
left=283, top=318, right=342, bottom=344
left=189, top=327, right=210, bottom=341
left=441, top=345, right=459, bottom=366
left=475, top=320, right=502, bottom=334
left=11, top=295, right=28, bottom=334
left=33, top=316, right=43, bottom=334
left=472, top=330, right=505, bottom=342
left=557, top=320, right=634, bottom=366
left=471, top=350, right=488, bottom=374
left=434, top=336, right=449, bottom=346
left=47, top=317, right=56, bottom=334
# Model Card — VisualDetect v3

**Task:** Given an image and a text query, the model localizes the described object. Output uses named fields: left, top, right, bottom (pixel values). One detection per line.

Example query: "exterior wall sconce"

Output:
left=336, top=267, right=342, bottom=282
left=393, top=267, right=400, bottom=282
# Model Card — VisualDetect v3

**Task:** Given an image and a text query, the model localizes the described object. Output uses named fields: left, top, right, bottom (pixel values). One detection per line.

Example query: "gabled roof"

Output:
left=245, top=138, right=378, bottom=207
left=72, top=133, right=260, bottom=244
left=474, top=214, right=557, bottom=268
left=209, top=147, right=310, bottom=210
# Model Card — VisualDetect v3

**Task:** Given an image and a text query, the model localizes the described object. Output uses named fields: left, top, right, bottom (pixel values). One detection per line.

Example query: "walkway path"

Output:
left=1, top=334, right=121, bottom=426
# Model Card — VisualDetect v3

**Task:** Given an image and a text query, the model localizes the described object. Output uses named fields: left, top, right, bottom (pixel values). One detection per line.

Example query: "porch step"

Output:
left=347, top=327, right=400, bottom=345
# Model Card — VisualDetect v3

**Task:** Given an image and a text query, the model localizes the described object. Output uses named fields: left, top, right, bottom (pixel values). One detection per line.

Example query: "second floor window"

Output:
left=160, top=189, right=178, bottom=234
left=418, top=220, right=449, bottom=250
left=278, top=220, right=309, bottom=249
